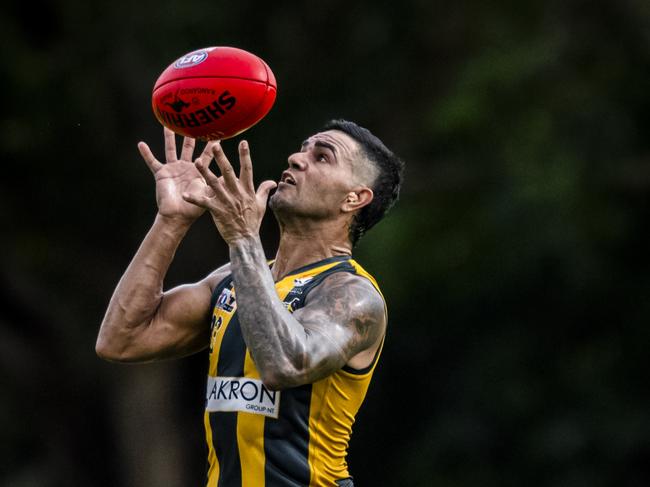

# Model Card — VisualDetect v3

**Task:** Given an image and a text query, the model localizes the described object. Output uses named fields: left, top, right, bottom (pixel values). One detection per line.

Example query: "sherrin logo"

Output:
left=174, top=50, right=209, bottom=69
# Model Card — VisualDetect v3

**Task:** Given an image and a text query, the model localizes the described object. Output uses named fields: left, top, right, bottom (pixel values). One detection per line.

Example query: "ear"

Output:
left=341, top=187, right=374, bottom=213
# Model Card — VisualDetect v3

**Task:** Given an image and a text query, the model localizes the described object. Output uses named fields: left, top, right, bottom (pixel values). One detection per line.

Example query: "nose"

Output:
left=287, top=152, right=307, bottom=171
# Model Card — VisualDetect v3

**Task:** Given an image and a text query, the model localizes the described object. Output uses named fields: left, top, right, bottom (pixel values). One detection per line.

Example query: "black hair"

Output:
left=322, top=119, right=404, bottom=246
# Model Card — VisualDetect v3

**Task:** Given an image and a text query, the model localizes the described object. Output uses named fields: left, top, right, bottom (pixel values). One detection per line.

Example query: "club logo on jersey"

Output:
left=206, top=376, right=280, bottom=418
left=216, top=287, right=236, bottom=313
left=174, top=50, right=208, bottom=69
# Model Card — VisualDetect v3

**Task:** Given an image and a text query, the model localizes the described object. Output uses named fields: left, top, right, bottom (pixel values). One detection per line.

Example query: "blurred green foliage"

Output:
left=1, top=0, right=649, bottom=486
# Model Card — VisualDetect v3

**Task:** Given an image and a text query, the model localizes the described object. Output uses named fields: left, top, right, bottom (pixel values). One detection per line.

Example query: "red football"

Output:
left=152, top=47, right=277, bottom=141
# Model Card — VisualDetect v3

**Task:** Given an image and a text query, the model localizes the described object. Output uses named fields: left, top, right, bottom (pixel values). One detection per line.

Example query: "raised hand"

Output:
left=138, top=127, right=218, bottom=222
left=182, top=140, right=277, bottom=244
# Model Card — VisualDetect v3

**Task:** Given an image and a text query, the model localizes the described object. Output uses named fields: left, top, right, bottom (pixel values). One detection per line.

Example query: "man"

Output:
left=96, top=119, right=404, bottom=486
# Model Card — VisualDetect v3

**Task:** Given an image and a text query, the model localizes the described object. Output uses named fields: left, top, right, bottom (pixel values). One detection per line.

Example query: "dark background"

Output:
left=2, top=1, right=650, bottom=486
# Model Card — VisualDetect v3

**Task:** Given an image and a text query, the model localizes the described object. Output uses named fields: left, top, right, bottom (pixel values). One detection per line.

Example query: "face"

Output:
left=269, top=130, right=366, bottom=221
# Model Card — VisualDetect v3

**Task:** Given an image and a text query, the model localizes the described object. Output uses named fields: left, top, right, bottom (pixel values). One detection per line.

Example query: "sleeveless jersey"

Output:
left=204, top=255, right=385, bottom=487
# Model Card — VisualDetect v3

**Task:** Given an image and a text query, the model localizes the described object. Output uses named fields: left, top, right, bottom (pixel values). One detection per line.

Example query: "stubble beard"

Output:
left=268, top=191, right=295, bottom=225
left=269, top=191, right=327, bottom=223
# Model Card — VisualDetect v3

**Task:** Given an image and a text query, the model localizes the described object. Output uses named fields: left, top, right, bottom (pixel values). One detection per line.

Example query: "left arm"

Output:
left=182, top=140, right=386, bottom=389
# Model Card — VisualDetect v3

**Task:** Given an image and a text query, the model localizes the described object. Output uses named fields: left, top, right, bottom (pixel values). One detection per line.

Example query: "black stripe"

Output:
left=211, top=312, right=247, bottom=487
left=211, top=411, right=241, bottom=487
left=275, top=255, right=351, bottom=280
left=336, top=478, right=354, bottom=487
left=264, top=383, right=312, bottom=486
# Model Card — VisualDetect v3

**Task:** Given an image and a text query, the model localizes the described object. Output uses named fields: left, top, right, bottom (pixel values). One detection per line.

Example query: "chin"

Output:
left=269, top=193, right=312, bottom=220
left=269, top=192, right=290, bottom=213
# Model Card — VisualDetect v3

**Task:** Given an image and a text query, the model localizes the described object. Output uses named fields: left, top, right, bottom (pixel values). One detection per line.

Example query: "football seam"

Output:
left=153, top=75, right=272, bottom=92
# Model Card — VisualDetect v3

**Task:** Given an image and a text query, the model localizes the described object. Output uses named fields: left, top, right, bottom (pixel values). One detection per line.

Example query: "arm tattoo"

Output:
left=229, top=236, right=386, bottom=390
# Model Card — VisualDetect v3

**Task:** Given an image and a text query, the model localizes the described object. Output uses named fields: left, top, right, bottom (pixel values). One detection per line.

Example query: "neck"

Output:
left=271, top=218, right=352, bottom=281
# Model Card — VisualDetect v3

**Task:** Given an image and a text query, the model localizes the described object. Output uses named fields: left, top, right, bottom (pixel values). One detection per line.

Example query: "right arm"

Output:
left=96, top=215, right=229, bottom=362
left=95, top=128, right=226, bottom=363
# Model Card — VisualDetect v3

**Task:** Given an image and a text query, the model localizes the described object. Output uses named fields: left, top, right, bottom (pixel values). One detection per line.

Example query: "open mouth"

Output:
left=280, top=172, right=296, bottom=185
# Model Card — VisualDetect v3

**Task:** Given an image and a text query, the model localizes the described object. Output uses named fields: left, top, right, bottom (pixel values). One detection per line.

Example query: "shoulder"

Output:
left=302, top=271, right=386, bottom=336
left=306, top=270, right=384, bottom=309
left=202, top=262, right=233, bottom=294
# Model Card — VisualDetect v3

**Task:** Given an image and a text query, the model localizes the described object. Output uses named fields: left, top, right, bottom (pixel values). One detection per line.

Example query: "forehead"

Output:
left=303, top=130, right=361, bottom=162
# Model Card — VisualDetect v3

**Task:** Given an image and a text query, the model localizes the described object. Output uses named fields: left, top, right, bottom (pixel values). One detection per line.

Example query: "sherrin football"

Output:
left=152, top=47, right=277, bottom=140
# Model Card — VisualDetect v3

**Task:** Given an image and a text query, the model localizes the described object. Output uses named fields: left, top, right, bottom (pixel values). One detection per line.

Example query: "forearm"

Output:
left=229, top=236, right=312, bottom=388
left=97, top=214, right=191, bottom=354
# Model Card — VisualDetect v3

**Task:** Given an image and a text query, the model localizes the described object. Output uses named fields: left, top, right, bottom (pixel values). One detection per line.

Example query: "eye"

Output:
left=315, top=152, right=328, bottom=163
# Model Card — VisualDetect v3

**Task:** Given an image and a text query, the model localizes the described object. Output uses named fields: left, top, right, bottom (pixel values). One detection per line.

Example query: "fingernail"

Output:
left=241, top=140, right=248, bottom=149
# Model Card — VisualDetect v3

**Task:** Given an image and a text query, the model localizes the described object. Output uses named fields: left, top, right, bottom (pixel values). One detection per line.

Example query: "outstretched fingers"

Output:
left=180, top=137, right=196, bottom=161
left=164, top=127, right=178, bottom=163
left=194, top=151, right=223, bottom=193
left=212, top=142, right=239, bottom=192
left=238, top=140, right=255, bottom=192
left=196, top=140, right=218, bottom=166
left=138, top=142, right=163, bottom=174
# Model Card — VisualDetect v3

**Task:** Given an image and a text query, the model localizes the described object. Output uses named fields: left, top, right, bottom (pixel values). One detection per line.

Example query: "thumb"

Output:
left=256, top=180, right=278, bottom=206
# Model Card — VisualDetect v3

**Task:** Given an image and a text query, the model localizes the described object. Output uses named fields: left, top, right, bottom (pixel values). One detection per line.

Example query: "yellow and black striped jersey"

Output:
left=204, top=255, right=385, bottom=487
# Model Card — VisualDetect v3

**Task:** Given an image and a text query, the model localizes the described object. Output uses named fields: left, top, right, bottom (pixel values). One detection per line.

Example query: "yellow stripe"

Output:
left=204, top=410, right=219, bottom=486
left=206, top=288, right=237, bottom=485
left=237, top=350, right=267, bottom=487
left=349, top=259, right=385, bottom=303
